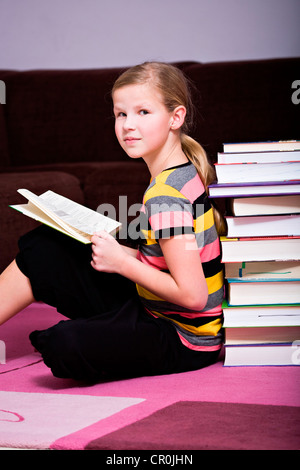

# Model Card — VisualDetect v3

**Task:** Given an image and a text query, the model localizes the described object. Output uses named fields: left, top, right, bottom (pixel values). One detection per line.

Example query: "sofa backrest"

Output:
left=0, top=58, right=299, bottom=169
left=0, top=105, right=9, bottom=168
left=0, top=71, right=13, bottom=169
left=0, top=68, right=125, bottom=169
left=184, top=58, right=300, bottom=161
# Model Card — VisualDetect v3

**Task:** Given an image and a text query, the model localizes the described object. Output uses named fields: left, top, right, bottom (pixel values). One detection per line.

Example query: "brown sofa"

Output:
left=1, top=58, right=299, bottom=272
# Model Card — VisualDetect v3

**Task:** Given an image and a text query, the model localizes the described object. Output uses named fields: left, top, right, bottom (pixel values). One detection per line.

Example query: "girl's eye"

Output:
left=139, top=110, right=149, bottom=116
left=114, top=111, right=126, bottom=118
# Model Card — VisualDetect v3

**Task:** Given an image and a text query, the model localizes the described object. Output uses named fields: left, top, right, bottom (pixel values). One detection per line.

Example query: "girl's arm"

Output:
left=121, top=245, right=138, bottom=258
left=91, top=232, right=208, bottom=311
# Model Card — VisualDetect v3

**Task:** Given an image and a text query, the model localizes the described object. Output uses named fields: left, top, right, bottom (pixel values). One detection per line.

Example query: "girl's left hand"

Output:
left=90, top=231, right=127, bottom=273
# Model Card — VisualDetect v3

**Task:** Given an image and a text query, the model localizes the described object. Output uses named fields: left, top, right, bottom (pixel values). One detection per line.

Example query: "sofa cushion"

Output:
left=83, top=161, right=150, bottom=244
left=83, top=161, right=149, bottom=211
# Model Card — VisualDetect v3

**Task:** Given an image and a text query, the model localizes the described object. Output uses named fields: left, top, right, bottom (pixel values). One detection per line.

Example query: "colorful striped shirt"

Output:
left=136, top=161, right=224, bottom=352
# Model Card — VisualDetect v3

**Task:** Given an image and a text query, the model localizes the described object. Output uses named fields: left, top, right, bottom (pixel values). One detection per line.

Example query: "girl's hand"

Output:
left=90, top=231, right=127, bottom=274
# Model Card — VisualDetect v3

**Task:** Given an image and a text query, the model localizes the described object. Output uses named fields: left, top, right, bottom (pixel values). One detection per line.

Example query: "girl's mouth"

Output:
left=124, top=137, right=140, bottom=144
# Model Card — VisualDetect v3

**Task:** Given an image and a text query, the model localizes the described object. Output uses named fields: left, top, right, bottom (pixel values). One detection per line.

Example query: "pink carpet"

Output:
left=0, top=302, right=299, bottom=450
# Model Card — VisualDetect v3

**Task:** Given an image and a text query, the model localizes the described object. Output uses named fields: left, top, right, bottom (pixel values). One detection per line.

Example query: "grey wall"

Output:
left=1, top=0, right=300, bottom=70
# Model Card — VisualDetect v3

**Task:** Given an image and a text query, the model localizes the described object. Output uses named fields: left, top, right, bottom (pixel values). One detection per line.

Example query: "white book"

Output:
left=224, top=260, right=300, bottom=280
left=225, top=214, right=300, bottom=238
left=227, top=280, right=300, bottom=306
left=218, top=150, right=300, bottom=164
left=10, top=189, right=122, bottom=244
left=215, top=161, right=300, bottom=184
left=220, top=236, right=300, bottom=262
left=230, top=195, right=300, bottom=216
left=208, top=181, right=300, bottom=198
left=223, top=140, right=300, bottom=153
left=225, top=326, right=300, bottom=345
left=224, top=343, right=299, bottom=366
left=222, top=303, right=300, bottom=328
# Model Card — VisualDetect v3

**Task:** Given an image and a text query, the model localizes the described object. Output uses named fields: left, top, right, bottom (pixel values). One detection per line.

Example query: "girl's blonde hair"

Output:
left=112, top=62, right=225, bottom=234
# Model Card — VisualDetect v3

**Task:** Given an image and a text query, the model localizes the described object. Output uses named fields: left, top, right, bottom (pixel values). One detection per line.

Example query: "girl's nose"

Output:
left=123, top=114, right=136, bottom=130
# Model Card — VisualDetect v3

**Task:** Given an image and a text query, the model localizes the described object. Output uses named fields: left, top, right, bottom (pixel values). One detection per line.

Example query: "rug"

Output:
left=86, top=401, right=300, bottom=450
left=1, top=303, right=300, bottom=450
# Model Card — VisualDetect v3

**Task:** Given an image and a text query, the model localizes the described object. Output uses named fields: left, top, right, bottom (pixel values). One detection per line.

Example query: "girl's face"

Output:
left=113, top=83, right=175, bottom=163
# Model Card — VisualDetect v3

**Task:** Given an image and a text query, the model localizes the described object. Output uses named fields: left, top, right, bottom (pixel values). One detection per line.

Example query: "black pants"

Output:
left=16, top=226, right=220, bottom=381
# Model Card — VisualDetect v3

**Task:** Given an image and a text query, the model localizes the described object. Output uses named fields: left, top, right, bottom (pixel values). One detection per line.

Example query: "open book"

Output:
left=10, top=189, right=122, bottom=244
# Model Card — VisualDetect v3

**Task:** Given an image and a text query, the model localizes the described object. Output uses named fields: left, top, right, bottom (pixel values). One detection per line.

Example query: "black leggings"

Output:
left=16, top=226, right=220, bottom=381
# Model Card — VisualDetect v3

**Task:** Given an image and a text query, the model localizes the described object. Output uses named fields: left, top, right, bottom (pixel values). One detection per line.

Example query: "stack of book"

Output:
left=209, top=141, right=300, bottom=366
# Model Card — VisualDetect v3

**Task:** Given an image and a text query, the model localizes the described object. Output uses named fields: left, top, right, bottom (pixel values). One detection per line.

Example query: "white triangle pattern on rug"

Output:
left=0, top=391, right=145, bottom=449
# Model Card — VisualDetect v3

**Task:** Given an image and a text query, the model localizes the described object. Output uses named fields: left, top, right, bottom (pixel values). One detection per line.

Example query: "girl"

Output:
left=0, top=62, right=224, bottom=381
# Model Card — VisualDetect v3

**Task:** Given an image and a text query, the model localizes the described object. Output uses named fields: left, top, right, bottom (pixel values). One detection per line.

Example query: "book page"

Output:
left=17, top=189, right=121, bottom=237
left=10, top=202, right=91, bottom=244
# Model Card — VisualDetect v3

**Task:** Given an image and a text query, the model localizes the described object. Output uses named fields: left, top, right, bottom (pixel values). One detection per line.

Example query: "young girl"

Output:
left=0, top=62, right=224, bottom=381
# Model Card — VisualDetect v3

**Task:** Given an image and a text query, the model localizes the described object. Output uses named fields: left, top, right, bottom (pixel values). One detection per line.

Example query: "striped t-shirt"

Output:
left=136, top=161, right=224, bottom=352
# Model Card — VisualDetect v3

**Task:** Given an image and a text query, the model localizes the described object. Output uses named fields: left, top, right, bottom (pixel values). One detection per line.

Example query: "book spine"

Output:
left=208, top=181, right=300, bottom=198
left=218, top=149, right=300, bottom=164
left=215, top=161, right=300, bottom=184
left=223, top=140, right=300, bottom=153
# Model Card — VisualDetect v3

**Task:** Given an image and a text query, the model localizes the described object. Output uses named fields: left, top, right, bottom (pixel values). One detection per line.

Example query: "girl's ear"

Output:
left=170, top=106, right=186, bottom=130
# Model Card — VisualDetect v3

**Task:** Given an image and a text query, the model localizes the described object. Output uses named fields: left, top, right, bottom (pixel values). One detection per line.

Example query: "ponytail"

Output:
left=181, top=134, right=226, bottom=235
